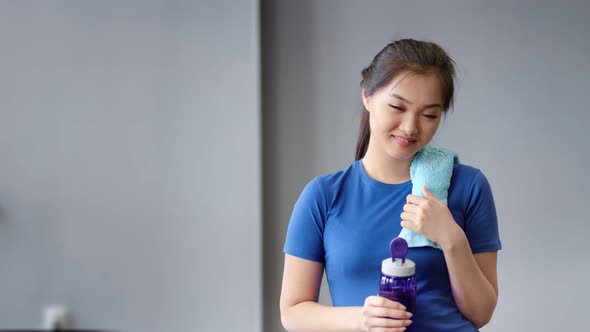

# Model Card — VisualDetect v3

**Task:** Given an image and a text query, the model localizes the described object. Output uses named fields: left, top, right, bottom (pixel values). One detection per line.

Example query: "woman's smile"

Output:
left=392, top=135, right=417, bottom=148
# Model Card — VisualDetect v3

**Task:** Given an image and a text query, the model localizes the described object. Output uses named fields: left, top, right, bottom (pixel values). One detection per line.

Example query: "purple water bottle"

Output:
left=379, top=237, right=416, bottom=313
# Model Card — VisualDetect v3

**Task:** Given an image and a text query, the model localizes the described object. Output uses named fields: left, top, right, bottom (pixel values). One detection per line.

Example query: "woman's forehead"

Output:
left=382, top=72, right=443, bottom=101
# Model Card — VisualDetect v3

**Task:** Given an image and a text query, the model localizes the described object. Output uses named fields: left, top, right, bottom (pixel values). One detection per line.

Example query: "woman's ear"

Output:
left=362, top=89, right=371, bottom=112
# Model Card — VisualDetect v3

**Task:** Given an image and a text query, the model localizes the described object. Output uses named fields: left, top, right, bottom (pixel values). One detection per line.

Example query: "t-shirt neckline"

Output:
left=355, top=159, right=412, bottom=190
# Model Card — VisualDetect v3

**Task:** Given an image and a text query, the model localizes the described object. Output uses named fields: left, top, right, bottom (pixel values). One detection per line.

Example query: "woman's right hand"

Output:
left=359, top=296, right=413, bottom=332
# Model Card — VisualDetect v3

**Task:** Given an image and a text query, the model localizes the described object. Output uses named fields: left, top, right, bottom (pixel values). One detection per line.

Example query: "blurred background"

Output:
left=0, top=1, right=588, bottom=332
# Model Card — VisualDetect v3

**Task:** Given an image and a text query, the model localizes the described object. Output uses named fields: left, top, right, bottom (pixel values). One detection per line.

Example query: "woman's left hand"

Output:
left=400, top=185, right=464, bottom=250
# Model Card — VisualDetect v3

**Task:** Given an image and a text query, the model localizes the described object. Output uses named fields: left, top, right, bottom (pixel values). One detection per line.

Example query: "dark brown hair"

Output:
left=355, top=39, right=456, bottom=160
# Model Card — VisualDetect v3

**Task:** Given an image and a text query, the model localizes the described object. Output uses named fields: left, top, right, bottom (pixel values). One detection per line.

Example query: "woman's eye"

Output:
left=423, top=114, right=438, bottom=119
left=388, top=104, right=403, bottom=111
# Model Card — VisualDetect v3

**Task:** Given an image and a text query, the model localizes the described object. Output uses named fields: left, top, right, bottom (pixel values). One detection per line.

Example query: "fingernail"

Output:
left=407, top=312, right=413, bottom=318
left=401, top=305, right=407, bottom=310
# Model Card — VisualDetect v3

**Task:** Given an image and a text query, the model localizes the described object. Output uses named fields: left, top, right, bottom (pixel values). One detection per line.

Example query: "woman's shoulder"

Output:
left=294, top=162, right=357, bottom=214
left=299, top=162, right=358, bottom=200
left=448, top=163, right=495, bottom=215
left=308, top=162, right=357, bottom=190
left=452, top=163, right=488, bottom=179
left=450, top=163, right=492, bottom=191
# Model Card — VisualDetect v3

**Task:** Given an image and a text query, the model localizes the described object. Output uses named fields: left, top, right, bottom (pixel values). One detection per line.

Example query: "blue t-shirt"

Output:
left=283, top=160, right=502, bottom=332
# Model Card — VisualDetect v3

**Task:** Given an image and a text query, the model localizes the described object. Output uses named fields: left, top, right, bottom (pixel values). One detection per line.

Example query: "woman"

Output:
left=280, top=39, right=501, bottom=332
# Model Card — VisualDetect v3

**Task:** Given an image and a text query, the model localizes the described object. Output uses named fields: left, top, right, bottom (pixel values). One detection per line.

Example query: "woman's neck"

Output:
left=361, top=148, right=413, bottom=184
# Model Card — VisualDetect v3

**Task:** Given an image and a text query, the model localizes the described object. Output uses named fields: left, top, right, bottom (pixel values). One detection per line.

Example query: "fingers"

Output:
left=406, top=194, right=428, bottom=206
left=400, top=220, right=419, bottom=233
left=370, top=306, right=413, bottom=320
left=400, top=213, right=420, bottom=234
left=400, top=211, right=422, bottom=222
left=365, top=316, right=413, bottom=329
left=365, top=296, right=406, bottom=310
left=362, top=296, right=413, bottom=331
left=402, top=203, right=418, bottom=213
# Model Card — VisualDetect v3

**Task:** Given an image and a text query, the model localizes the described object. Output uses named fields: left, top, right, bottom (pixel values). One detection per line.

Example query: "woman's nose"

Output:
left=399, top=115, right=418, bottom=136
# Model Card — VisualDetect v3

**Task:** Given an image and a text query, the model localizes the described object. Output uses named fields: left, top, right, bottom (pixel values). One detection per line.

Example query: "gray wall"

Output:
left=0, top=1, right=261, bottom=331
left=263, top=1, right=590, bottom=331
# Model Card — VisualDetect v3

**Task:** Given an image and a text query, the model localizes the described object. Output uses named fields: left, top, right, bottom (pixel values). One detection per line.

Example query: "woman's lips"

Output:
left=392, top=135, right=416, bottom=148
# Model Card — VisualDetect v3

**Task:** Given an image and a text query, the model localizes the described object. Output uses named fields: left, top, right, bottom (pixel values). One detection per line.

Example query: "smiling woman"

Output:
left=279, top=39, right=501, bottom=332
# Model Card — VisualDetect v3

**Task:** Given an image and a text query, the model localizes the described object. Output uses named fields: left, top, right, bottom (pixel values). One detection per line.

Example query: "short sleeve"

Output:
left=464, top=170, right=502, bottom=253
left=283, top=177, right=328, bottom=263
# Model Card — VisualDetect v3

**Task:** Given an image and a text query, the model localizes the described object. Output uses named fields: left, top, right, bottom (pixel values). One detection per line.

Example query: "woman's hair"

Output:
left=355, top=39, right=456, bottom=160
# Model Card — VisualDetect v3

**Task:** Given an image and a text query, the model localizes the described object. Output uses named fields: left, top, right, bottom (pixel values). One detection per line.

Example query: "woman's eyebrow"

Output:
left=390, top=93, right=412, bottom=104
left=390, top=93, right=442, bottom=109
left=423, top=103, right=442, bottom=109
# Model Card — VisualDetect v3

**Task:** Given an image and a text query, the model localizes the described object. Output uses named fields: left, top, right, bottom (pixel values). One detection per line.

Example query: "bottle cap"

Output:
left=381, top=237, right=415, bottom=277
left=390, top=237, right=408, bottom=263
left=381, top=257, right=416, bottom=277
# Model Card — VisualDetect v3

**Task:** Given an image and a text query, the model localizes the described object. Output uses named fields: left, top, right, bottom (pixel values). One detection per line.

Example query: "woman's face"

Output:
left=363, top=71, right=444, bottom=161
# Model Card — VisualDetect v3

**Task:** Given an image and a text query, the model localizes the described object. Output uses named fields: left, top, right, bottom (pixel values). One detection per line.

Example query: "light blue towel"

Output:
left=398, top=145, right=459, bottom=250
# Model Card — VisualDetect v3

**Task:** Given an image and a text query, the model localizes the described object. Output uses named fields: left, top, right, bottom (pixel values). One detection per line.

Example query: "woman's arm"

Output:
left=400, top=186, right=499, bottom=328
left=280, top=254, right=412, bottom=332
left=280, top=254, right=361, bottom=332
left=442, top=231, right=498, bottom=328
